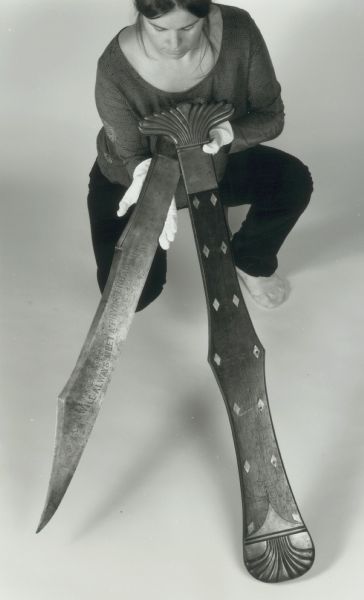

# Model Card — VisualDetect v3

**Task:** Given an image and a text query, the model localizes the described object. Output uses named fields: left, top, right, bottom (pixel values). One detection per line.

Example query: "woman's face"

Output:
left=141, top=7, right=205, bottom=59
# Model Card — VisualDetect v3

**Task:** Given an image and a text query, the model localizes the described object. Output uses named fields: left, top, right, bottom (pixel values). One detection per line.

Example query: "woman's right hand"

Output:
left=117, top=158, right=177, bottom=250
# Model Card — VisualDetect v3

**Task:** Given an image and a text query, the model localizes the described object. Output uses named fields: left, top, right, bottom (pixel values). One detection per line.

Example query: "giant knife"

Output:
left=37, top=101, right=315, bottom=583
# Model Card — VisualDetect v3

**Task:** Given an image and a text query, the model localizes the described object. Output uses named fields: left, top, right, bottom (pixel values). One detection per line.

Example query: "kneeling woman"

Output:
left=87, top=0, right=313, bottom=310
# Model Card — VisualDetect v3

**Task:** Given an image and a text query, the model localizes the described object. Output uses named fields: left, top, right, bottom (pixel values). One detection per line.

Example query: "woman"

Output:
left=87, top=0, right=313, bottom=310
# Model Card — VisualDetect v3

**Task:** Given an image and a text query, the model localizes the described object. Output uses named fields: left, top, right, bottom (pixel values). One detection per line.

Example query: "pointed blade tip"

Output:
left=35, top=523, right=43, bottom=534
left=35, top=518, right=47, bottom=534
left=36, top=504, right=57, bottom=534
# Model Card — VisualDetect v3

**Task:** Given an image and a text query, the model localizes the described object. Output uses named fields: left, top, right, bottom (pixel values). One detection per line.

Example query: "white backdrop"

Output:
left=1, top=2, right=363, bottom=600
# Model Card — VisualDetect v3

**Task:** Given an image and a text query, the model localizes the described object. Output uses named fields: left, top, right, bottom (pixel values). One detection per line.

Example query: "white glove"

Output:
left=158, top=197, right=177, bottom=250
left=117, top=158, right=152, bottom=217
left=202, top=121, right=234, bottom=155
left=117, top=158, right=177, bottom=250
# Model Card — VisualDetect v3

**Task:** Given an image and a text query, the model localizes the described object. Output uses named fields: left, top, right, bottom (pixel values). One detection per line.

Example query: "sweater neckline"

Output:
left=114, top=3, right=227, bottom=97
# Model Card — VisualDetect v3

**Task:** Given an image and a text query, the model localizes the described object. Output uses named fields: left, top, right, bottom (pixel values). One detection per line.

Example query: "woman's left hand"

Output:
left=158, top=198, right=177, bottom=250
left=117, top=158, right=177, bottom=250
left=202, top=121, right=234, bottom=155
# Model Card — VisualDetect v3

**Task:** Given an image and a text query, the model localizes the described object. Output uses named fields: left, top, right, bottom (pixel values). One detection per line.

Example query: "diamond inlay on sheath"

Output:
left=221, top=241, right=227, bottom=254
left=271, top=455, right=278, bottom=468
left=253, top=345, right=260, bottom=358
left=214, top=353, right=221, bottom=366
left=202, top=245, right=210, bottom=258
left=213, top=299, right=220, bottom=311
left=193, top=197, right=200, bottom=209
left=232, top=294, right=240, bottom=307
left=244, top=460, right=251, bottom=473
left=233, top=403, right=243, bottom=416
left=210, top=193, right=218, bottom=206
left=257, top=399, right=265, bottom=412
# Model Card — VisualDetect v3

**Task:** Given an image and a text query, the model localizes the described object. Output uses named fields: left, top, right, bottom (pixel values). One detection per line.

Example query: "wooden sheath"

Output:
left=140, top=101, right=315, bottom=583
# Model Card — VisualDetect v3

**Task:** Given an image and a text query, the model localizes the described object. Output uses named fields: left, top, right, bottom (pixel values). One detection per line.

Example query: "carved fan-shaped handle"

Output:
left=139, top=101, right=234, bottom=148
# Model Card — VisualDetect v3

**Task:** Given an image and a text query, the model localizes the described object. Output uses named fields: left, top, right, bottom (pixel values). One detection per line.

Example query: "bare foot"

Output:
left=236, top=267, right=289, bottom=309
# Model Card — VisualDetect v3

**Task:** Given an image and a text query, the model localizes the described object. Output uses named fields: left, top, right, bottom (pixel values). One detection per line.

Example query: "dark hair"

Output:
left=134, top=0, right=216, bottom=63
left=134, top=0, right=211, bottom=20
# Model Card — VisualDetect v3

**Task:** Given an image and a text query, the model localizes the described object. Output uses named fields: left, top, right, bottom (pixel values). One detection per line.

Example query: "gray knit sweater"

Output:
left=94, top=3, right=284, bottom=188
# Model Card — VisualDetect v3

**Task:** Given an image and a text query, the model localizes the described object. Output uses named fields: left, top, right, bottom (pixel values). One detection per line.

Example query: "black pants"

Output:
left=87, top=145, right=313, bottom=311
